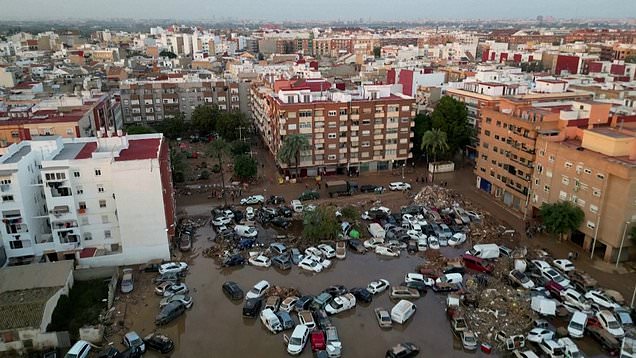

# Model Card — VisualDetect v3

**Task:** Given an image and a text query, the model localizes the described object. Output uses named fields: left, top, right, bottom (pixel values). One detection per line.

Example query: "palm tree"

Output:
left=421, top=129, right=449, bottom=183
left=277, top=134, right=310, bottom=179
left=207, top=138, right=230, bottom=206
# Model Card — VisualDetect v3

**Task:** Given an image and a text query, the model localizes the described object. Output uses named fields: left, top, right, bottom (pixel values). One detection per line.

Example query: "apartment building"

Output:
left=119, top=75, right=240, bottom=124
left=0, top=133, right=174, bottom=267
left=531, top=116, right=636, bottom=262
left=251, top=79, right=415, bottom=176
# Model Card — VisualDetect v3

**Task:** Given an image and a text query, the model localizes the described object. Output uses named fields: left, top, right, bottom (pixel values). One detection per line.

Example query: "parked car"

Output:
left=526, top=328, right=554, bottom=343
left=240, top=195, right=265, bottom=205
left=560, top=288, right=592, bottom=313
left=310, top=330, right=326, bottom=352
left=280, top=296, right=299, bottom=312
left=350, top=287, right=373, bottom=303
left=160, top=294, right=193, bottom=309
left=389, top=182, right=411, bottom=191
left=540, top=267, right=571, bottom=288
left=272, top=254, right=292, bottom=270
left=325, top=326, right=342, bottom=357
left=143, top=333, right=174, bottom=354
left=509, top=270, right=535, bottom=289
left=291, top=199, right=303, bottom=213
left=348, top=239, right=366, bottom=254
left=277, top=311, right=295, bottom=331
left=324, top=285, right=348, bottom=297
left=248, top=253, right=271, bottom=267
left=264, top=295, right=281, bottom=312
left=155, top=301, right=186, bottom=325
left=246, top=280, right=270, bottom=300
left=586, top=326, right=620, bottom=355
left=428, top=236, right=440, bottom=250
left=375, top=307, right=392, bottom=328
left=154, top=282, right=175, bottom=296
left=335, top=241, right=346, bottom=259
left=537, top=338, right=565, bottom=358
left=386, top=342, right=419, bottom=358
left=65, top=340, right=92, bottom=358
left=585, top=290, right=618, bottom=310
left=212, top=215, right=232, bottom=226
left=222, top=281, right=244, bottom=300
left=267, top=195, right=286, bottom=205
left=123, top=331, right=146, bottom=354
left=367, top=279, right=390, bottom=294
left=448, top=233, right=467, bottom=247
left=376, top=245, right=400, bottom=257
left=242, top=298, right=263, bottom=318
left=405, top=273, right=435, bottom=287
left=294, top=296, right=314, bottom=312
left=158, top=262, right=188, bottom=275
left=120, top=268, right=134, bottom=294
left=222, top=254, right=246, bottom=267
left=298, top=190, right=320, bottom=201
left=435, top=273, right=463, bottom=285
left=461, top=331, right=478, bottom=351
left=260, top=308, right=283, bottom=333
left=290, top=248, right=303, bottom=264
left=596, top=310, right=625, bottom=338
left=298, top=310, right=316, bottom=329
left=235, top=225, right=258, bottom=238
left=567, top=311, right=587, bottom=338
left=389, top=286, right=420, bottom=300
left=325, top=293, right=356, bottom=315
left=552, top=259, right=575, bottom=273
left=286, top=324, right=310, bottom=355
left=299, top=257, right=323, bottom=273
left=318, top=244, right=337, bottom=259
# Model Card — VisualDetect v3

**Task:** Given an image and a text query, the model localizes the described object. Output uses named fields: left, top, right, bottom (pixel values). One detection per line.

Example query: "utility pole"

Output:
left=616, top=221, right=630, bottom=268
left=237, top=126, right=246, bottom=142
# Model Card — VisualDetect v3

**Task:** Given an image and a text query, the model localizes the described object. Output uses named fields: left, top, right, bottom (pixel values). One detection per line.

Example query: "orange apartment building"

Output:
left=532, top=113, right=636, bottom=262
left=251, top=78, right=415, bottom=176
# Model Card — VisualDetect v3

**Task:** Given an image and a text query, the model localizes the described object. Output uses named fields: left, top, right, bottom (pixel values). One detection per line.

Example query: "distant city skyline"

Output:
left=0, top=0, right=634, bottom=21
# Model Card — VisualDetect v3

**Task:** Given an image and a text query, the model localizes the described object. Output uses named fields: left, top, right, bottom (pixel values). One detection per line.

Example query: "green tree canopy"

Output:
left=412, top=112, right=432, bottom=158
left=170, top=148, right=188, bottom=183
left=233, top=154, right=257, bottom=180
left=159, top=50, right=177, bottom=59
left=191, top=105, right=219, bottom=136
left=625, top=55, right=636, bottom=64
left=158, top=112, right=188, bottom=139
left=206, top=139, right=231, bottom=205
left=539, top=202, right=585, bottom=240
left=231, top=140, right=251, bottom=156
left=125, top=124, right=156, bottom=135
left=373, top=46, right=381, bottom=58
left=277, top=134, right=310, bottom=178
left=421, top=128, right=449, bottom=162
left=303, top=206, right=340, bottom=243
left=430, top=96, right=472, bottom=158
left=216, top=111, right=249, bottom=141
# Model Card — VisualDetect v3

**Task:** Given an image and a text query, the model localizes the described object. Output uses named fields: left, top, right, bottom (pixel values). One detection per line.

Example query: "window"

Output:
left=99, top=200, right=107, bottom=208
left=362, top=130, right=371, bottom=136
left=83, top=232, right=93, bottom=241
left=586, top=221, right=595, bottom=230
left=544, top=185, right=550, bottom=193
left=327, top=154, right=337, bottom=160
left=484, top=130, right=491, bottom=136
left=576, top=198, right=586, bottom=207
left=339, top=108, right=347, bottom=115
left=328, top=110, right=337, bottom=117
left=592, top=188, right=601, bottom=197
left=73, top=171, right=80, bottom=178
left=79, top=202, right=87, bottom=209
left=101, top=215, right=109, bottom=224
left=315, top=121, right=324, bottom=128
left=76, top=186, right=84, bottom=195
left=299, top=122, right=311, bottom=129
left=97, top=185, right=104, bottom=193
left=95, top=169, right=102, bottom=176
left=584, top=168, right=592, bottom=175
left=561, top=176, right=569, bottom=185
left=299, top=110, right=312, bottom=117
left=546, top=170, right=553, bottom=178
left=596, top=173, right=605, bottom=180
left=288, top=124, right=297, bottom=130
left=327, top=133, right=337, bottom=139
left=589, top=204, right=598, bottom=214
left=548, top=155, right=555, bottom=163
left=104, top=230, right=112, bottom=239
left=2, top=195, right=14, bottom=202
left=496, top=120, right=501, bottom=127
left=565, top=162, right=573, bottom=168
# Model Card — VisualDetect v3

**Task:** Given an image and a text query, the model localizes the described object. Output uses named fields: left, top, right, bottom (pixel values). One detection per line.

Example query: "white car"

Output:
left=212, top=215, right=232, bottom=226
left=363, top=237, right=384, bottom=249
left=448, top=233, right=467, bottom=246
left=512, top=350, right=539, bottom=358
left=222, top=209, right=235, bottom=219
left=585, top=290, right=619, bottom=310
left=540, top=267, right=571, bottom=288
left=286, top=324, right=310, bottom=355
left=246, top=280, right=270, bottom=300
left=375, top=245, right=399, bottom=257
left=367, top=279, right=390, bottom=294
left=389, top=182, right=411, bottom=191
left=298, top=257, right=323, bottom=273
left=158, top=262, right=188, bottom=275
left=552, top=259, right=575, bottom=273
left=245, top=207, right=255, bottom=220
left=260, top=308, right=282, bottom=334
left=558, top=337, right=582, bottom=358
left=318, top=244, right=336, bottom=259
left=240, top=195, right=265, bottom=205
left=428, top=236, right=440, bottom=250
left=405, top=273, right=435, bottom=286
left=435, top=273, right=463, bottom=285
left=248, top=254, right=271, bottom=267
left=596, top=310, right=625, bottom=338
left=526, top=328, right=554, bottom=343
left=567, top=311, right=587, bottom=338
left=304, top=204, right=317, bottom=212
left=280, top=296, right=299, bottom=312
left=417, top=239, right=427, bottom=251
left=162, top=283, right=189, bottom=297
left=402, top=214, right=417, bottom=225
left=407, top=230, right=426, bottom=241
left=560, top=288, right=592, bottom=313
left=530, top=260, right=552, bottom=272
left=160, top=294, right=193, bottom=309
left=304, top=246, right=323, bottom=258
left=311, top=255, right=331, bottom=269
left=234, top=225, right=258, bottom=238
left=466, top=211, right=481, bottom=222
left=325, top=293, right=356, bottom=315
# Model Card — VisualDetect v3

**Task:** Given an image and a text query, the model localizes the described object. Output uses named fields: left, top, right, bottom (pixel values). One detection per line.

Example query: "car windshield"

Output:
left=289, top=337, right=302, bottom=345
left=569, top=322, right=583, bottom=330
left=607, top=320, right=620, bottom=329
left=464, top=336, right=475, bottom=343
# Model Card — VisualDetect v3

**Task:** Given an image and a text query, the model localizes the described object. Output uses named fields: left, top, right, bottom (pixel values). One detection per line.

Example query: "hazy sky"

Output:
left=0, top=0, right=633, bottom=21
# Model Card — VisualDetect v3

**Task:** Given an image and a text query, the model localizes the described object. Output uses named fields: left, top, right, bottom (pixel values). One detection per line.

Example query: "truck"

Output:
left=326, top=180, right=356, bottom=198
left=466, top=244, right=500, bottom=259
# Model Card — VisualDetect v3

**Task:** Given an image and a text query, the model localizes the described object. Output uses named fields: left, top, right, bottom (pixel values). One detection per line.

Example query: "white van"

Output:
left=368, top=223, right=386, bottom=239
left=286, top=324, right=310, bottom=355
left=64, top=340, right=92, bottom=358
left=538, top=338, right=565, bottom=358
left=467, top=244, right=500, bottom=259
left=291, top=200, right=303, bottom=213
left=260, top=308, right=282, bottom=333
left=390, top=299, right=416, bottom=324
left=567, top=311, right=587, bottom=338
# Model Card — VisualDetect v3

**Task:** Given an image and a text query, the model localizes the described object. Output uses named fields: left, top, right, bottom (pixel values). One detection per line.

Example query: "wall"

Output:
left=0, top=329, right=69, bottom=352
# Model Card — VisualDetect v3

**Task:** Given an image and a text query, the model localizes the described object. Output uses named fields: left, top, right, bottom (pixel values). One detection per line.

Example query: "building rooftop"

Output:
left=2, top=145, right=31, bottom=164
left=0, top=260, right=73, bottom=293
left=74, top=142, right=97, bottom=160
left=115, top=138, right=161, bottom=161
left=589, top=127, right=633, bottom=139
left=0, top=287, right=61, bottom=330
left=52, top=142, right=88, bottom=160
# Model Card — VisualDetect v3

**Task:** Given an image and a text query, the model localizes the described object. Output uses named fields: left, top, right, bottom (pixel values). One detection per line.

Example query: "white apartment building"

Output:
left=0, top=133, right=175, bottom=267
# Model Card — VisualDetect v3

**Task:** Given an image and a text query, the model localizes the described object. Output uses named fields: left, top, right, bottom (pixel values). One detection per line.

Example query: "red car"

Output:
left=310, top=330, right=326, bottom=352
left=462, top=254, right=494, bottom=274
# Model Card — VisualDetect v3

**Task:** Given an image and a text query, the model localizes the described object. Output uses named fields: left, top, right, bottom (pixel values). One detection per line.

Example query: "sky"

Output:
left=0, top=0, right=633, bottom=21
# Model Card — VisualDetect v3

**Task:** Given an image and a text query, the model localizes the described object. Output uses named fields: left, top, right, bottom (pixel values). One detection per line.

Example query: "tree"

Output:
left=231, top=140, right=250, bottom=156
left=539, top=202, right=585, bottom=241
left=207, top=139, right=230, bottom=206
left=191, top=105, right=219, bottom=136
left=373, top=46, right=381, bottom=58
left=430, top=96, right=472, bottom=158
left=234, top=155, right=257, bottom=180
left=412, top=112, right=432, bottom=159
left=216, top=111, right=249, bottom=141
left=277, top=134, right=310, bottom=178
left=303, top=206, right=340, bottom=243
left=421, top=129, right=449, bottom=183
left=159, top=50, right=177, bottom=59
left=159, top=113, right=187, bottom=139
left=340, top=206, right=359, bottom=223
left=625, top=55, right=636, bottom=64
left=170, top=148, right=188, bottom=183
left=125, top=124, right=156, bottom=135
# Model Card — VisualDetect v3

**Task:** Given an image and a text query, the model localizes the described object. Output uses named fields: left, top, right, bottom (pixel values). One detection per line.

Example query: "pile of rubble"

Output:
left=266, top=285, right=300, bottom=299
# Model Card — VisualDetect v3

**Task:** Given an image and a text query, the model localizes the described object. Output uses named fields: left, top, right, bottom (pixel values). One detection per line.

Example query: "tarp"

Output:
left=349, top=230, right=360, bottom=239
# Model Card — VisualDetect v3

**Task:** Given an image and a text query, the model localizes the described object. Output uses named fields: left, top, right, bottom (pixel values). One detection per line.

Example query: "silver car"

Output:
left=121, top=268, right=134, bottom=294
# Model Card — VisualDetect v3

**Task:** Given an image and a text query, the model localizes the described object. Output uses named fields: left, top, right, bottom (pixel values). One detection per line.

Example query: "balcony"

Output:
left=52, top=220, right=78, bottom=230
left=0, top=184, right=11, bottom=193
left=5, top=222, right=28, bottom=234
left=49, top=185, right=72, bottom=198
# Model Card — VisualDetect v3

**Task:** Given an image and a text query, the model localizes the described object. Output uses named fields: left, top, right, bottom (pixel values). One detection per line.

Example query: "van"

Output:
left=368, top=223, right=386, bottom=239
left=285, top=324, right=310, bottom=355
left=567, top=311, right=587, bottom=338
left=260, top=308, right=282, bottom=333
left=65, top=340, right=91, bottom=358
left=155, top=301, right=186, bottom=325
left=390, top=299, right=416, bottom=324
left=557, top=337, right=581, bottom=358
left=291, top=200, right=303, bottom=213
left=467, top=244, right=500, bottom=259
left=462, top=254, right=494, bottom=273
left=537, top=338, right=565, bottom=358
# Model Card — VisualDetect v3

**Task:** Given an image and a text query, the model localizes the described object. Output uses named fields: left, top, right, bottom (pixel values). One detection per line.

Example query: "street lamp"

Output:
left=616, top=221, right=631, bottom=268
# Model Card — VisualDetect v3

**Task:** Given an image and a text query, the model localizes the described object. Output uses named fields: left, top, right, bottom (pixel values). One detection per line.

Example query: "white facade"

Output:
left=0, top=134, right=172, bottom=267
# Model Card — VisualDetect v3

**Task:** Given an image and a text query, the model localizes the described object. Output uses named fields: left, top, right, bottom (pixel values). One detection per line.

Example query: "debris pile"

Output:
left=266, top=285, right=300, bottom=299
